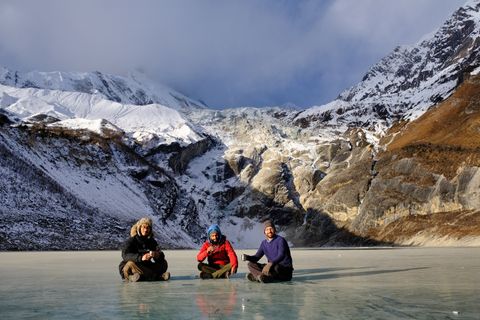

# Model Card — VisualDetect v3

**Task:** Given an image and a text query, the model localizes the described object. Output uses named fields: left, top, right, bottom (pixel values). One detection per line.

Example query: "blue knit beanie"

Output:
left=207, top=224, right=222, bottom=238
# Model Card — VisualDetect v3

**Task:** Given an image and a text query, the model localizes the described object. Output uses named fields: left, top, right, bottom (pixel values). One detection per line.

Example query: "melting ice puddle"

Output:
left=0, top=248, right=479, bottom=319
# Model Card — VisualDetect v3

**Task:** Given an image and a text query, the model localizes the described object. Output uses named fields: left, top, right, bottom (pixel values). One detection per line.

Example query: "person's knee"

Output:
left=197, top=262, right=205, bottom=271
left=272, top=264, right=282, bottom=275
left=122, top=261, right=140, bottom=278
left=157, top=260, right=168, bottom=274
left=124, top=260, right=137, bottom=270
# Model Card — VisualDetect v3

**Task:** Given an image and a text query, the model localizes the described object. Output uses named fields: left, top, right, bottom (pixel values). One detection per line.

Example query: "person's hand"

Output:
left=262, top=262, right=273, bottom=276
left=231, top=266, right=237, bottom=274
left=207, top=246, right=215, bottom=254
left=141, top=252, right=152, bottom=261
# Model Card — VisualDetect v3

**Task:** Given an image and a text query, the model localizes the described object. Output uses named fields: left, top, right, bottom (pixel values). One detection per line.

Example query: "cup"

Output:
left=241, top=254, right=247, bottom=261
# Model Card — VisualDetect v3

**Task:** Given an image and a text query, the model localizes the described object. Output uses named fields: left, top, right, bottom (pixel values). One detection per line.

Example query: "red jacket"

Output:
left=197, top=237, right=238, bottom=270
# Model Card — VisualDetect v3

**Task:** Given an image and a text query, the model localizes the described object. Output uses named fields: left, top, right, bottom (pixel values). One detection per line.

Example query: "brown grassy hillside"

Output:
left=388, top=74, right=480, bottom=150
left=383, top=74, right=480, bottom=180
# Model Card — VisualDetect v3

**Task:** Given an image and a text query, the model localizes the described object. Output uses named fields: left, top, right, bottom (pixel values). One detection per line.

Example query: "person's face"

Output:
left=209, top=232, right=219, bottom=243
left=140, top=224, right=151, bottom=237
left=264, top=226, right=275, bottom=239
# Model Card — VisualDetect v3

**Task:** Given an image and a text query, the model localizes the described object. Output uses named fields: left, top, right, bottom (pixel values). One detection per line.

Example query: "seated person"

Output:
left=244, top=220, right=293, bottom=283
left=118, top=217, right=170, bottom=282
left=196, top=224, right=238, bottom=279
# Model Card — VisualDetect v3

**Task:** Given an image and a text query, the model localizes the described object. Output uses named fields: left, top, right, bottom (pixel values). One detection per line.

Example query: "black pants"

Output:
left=247, top=261, right=293, bottom=282
left=119, top=259, right=168, bottom=281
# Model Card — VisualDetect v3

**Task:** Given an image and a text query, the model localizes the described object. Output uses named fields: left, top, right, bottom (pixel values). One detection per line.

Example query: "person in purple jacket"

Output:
left=244, top=220, right=294, bottom=283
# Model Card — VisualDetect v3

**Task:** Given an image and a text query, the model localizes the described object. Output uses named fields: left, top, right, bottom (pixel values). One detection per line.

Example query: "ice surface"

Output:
left=0, top=248, right=479, bottom=319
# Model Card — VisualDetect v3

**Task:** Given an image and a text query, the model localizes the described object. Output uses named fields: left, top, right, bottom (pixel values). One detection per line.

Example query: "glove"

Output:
left=262, top=262, right=273, bottom=276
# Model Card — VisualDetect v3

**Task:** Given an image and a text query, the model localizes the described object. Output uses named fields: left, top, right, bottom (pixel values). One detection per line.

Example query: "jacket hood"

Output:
left=130, top=217, right=154, bottom=238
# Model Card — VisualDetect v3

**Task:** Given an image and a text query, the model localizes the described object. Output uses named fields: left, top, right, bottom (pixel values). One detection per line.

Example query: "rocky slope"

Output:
left=191, top=74, right=480, bottom=247
left=360, top=73, right=480, bottom=245
left=182, top=0, right=480, bottom=246
left=0, top=117, right=204, bottom=249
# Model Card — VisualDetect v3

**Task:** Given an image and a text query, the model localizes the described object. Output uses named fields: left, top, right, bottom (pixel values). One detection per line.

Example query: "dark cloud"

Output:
left=0, top=0, right=465, bottom=108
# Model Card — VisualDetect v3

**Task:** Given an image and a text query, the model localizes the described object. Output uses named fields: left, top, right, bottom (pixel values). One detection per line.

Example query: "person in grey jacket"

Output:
left=244, top=220, right=294, bottom=283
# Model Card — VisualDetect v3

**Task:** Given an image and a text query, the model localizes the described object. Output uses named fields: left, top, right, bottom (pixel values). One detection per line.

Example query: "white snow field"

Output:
left=0, top=247, right=478, bottom=319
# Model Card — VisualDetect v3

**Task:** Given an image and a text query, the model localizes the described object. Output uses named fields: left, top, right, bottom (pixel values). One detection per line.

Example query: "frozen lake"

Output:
left=0, top=247, right=479, bottom=319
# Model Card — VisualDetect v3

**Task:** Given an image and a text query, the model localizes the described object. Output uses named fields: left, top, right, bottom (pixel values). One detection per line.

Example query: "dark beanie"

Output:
left=263, top=220, right=275, bottom=230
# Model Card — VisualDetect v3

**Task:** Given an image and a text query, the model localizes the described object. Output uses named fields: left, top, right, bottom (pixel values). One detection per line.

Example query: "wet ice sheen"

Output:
left=0, top=248, right=478, bottom=319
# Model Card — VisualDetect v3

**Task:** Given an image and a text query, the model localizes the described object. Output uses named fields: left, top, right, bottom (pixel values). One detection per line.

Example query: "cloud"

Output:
left=0, top=0, right=465, bottom=108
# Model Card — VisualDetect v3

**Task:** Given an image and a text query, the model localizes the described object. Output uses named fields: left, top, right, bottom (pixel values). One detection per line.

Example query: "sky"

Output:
left=0, top=0, right=466, bottom=109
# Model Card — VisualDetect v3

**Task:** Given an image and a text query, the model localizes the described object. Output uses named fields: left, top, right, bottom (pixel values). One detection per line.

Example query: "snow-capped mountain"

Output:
left=0, top=70, right=218, bottom=249
left=0, top=66, right=207, bottom=111
left=0, top=83, right=206, bottom=150
left=295, top=0, right=480, bottom=132
left=2, top=0, right=480, bottom=250
left=0, top=67, right=270, bottom=249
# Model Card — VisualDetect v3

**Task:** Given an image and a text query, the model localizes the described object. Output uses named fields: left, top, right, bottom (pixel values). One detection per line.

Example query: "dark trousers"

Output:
left=119, top=259, right=168, bottom=281
left=247, top=261, right=293, bottom=282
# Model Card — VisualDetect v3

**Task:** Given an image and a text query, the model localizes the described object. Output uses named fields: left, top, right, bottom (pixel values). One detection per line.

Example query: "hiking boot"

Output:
left=128, top=273, right=141, bottom=282
left=161, top=272, right=170, bottom=281
left=246, top=273, right=257, bottom=282
left=200, top=271, right=213, bottom=279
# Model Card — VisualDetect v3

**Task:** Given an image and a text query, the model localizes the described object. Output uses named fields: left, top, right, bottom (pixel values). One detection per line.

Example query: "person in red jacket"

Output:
left=197, top=224, right=238, bottom=279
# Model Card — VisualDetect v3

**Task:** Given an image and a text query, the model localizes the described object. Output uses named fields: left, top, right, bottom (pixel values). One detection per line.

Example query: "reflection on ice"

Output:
left=0, top=248, right=479, bottom=319
left=195, top=282, right=237, bottom=317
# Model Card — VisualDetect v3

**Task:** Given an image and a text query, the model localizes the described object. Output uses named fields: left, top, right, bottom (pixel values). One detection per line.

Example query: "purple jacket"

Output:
left=250, top=235, right=293, bottom=268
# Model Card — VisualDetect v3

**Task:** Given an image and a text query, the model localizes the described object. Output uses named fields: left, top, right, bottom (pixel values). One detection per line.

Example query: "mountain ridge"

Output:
left=294, top=0, right=480, bottom=133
